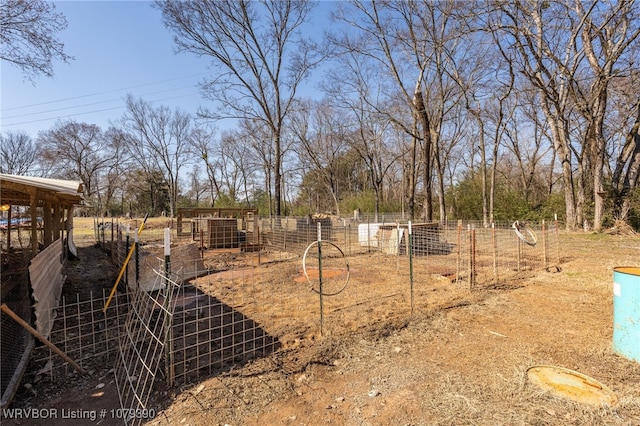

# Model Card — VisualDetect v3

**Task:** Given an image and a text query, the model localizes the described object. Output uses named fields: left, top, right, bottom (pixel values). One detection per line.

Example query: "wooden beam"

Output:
left=43, top=201, right=52, bottom=247
left=1, top=180, right=37, bottom=196
left=53, top=203, right=62, bottom=241
left=1, top=304, right=87, bottom=375
left=6, top=206, right=11, bottom=249
left=30, top=193, right=38, bottom=258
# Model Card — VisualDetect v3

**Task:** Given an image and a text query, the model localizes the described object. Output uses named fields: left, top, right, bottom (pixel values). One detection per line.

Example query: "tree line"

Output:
left=2, top=0, right=639, bottom=230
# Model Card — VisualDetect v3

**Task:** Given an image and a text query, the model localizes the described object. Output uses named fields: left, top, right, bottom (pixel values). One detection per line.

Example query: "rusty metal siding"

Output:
left=29, top=238, right=65, bottom=338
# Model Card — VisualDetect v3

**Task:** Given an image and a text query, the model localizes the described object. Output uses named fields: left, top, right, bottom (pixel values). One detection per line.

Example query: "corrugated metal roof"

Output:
left=0, top=173, right=84, bottom=206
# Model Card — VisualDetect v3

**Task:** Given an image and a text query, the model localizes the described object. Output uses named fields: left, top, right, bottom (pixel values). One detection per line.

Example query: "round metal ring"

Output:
left=302, top=240, right=350, bottom=296
left=512, top=221, right=537, bottom=246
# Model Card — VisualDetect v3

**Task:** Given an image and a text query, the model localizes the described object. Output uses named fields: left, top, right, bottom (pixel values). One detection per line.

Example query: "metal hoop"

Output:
left=302, top=240, right=350, bottom=296
left=512, top=221, right=537, bottom=247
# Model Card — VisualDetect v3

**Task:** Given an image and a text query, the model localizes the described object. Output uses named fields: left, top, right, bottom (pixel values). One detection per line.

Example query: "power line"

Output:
left=2, top=92, right=201, bottom=127
left=0, top=73, right=206, bottom=112
left=2, top=85, right=199, bottom=120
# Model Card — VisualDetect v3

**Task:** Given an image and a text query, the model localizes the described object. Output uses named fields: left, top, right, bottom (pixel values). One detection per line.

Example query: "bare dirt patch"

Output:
left=149, top=232, right=640, bottom=426
left=4, top=221, right=640, bottom=426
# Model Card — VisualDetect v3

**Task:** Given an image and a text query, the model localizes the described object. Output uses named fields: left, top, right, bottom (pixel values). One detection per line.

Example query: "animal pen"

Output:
left=5, top=209, right=560, bottom=424
left=0, top=174, right=83, bottom=409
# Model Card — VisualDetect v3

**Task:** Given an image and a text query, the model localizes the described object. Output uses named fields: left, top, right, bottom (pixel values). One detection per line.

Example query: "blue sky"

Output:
left=1, top=1, right=333, bottom=139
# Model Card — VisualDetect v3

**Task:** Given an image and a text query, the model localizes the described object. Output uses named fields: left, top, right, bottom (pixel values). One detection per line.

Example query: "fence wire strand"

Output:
left=27, top=216, right=560, bottom=414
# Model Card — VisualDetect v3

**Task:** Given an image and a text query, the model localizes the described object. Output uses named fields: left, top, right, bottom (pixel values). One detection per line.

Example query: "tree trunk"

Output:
left=415, top=90, right=433, bottom=221
left=490, top=140, right=499, bottom=225
left=576, top=157, right=587, bottom=231
left=274, top=135, right=282, bottom=217
left=436, top=153, right=446, bottom=223
left=612, top=101, right=640, bottom=222
left=591, top=85, right=609, bottom=232
left=540, top=96, right=577, bottom=230
left=408, top=126, right=418, bottom=221
left=591, top=119, right=606, bottom=231
left=478, top=119, right=488, bottom=227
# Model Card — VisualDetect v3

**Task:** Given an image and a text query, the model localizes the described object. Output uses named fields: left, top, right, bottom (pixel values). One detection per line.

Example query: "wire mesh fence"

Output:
left=29, top=290, right=129, bottom=380
left=26, top=215, right=561, bottom=405
left=113, top=269, right=180, bottom=426
left=252, top=216, right=560, bottom=336
left=90, top=215, right=561, bottom=342
left=0, top=251, right=34, bottom=409
left=169, top=283, right=281, bottom=387
left=260, top=217, right=559, bottom=282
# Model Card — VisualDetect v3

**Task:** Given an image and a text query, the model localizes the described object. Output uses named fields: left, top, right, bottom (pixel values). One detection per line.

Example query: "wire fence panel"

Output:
left=169, top=281, right=281, bottom=387
left=30, top=290, right=129, bottom=380
left=113, top=270, right=181, bottom=426
left=28, top=216, right=560, bottom=403
left=256, top=216, right=560, bottom=336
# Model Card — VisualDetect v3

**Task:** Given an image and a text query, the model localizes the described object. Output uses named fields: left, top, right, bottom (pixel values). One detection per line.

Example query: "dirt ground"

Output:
left=3, top=220, right=640, bottom=426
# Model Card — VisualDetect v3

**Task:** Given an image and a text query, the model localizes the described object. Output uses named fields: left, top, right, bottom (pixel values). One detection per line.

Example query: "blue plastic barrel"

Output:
left=613, top=267, right=640, bottom=363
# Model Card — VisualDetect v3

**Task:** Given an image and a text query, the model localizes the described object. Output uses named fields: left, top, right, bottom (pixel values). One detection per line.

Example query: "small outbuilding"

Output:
left=0, top=173, right=83, bottom=408
left=176, top=207, right=259, bottom=250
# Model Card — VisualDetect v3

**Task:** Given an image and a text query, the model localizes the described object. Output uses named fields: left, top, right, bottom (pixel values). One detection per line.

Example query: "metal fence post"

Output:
left=517, top=230, right=522, bottom=271
left=555, top=214, right=560, bottom=266
left=367, top=214, right=371, bottom=253
left=110, top=218, right=114, bottom=262
left=135, top=230, right=139, bottom=288
left=542, top=220, right=548, bottom=269
left=317, top=222, right=324, bottom=336
left=284, top=217, right=287, bottom=250
left=408, top=221, right=414, bottom=314
left=163, top=228, right=175, bottom=387
left=492, top=223, right=498, bottom=282
left=125, top=234, right=130, bottom=290
left=457, top=220, right=462, bottom=283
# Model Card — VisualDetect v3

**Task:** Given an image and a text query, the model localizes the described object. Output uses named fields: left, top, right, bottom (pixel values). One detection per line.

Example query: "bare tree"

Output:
left=239, top=119, right=276, bottom=214
left=0, top=0, right=72, bottom=81
left=571, top=1, right=640, bottom=231
left=121, top=95, right=193, bottom=217
left=157, top=0, right=321, bottom=216
left=187, top=164, right=208, bottom=207
left=323, top=47, right=403, bottom=218
left=100, top=127, right=131, bottom=214
left=290, top=99, right=350, bottom=215
left=330, top=0, right=470, bottom=221
left=494, top=2, right=579, bottom=229
left=449, top=30, right=518, bottom=225
left=219, top=132, right=258, bottom=206
left=0, top=131, right=40, bottom=175
left=330, top=0, right=425, bottom=220
left=500, top=90, right=555, bottom=207
left=448, top=42, right=496, bottom=227
left=349, top=100, right=401, bottom=219
left=612, top=96, right=640, bottom=222
left=193, top=128, right=256, bottom=207
left=38, top=120, right=115, bottom=206
left=494, top=0, right=640, bottom=230
left=190, top=127, right=222, bottom=207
